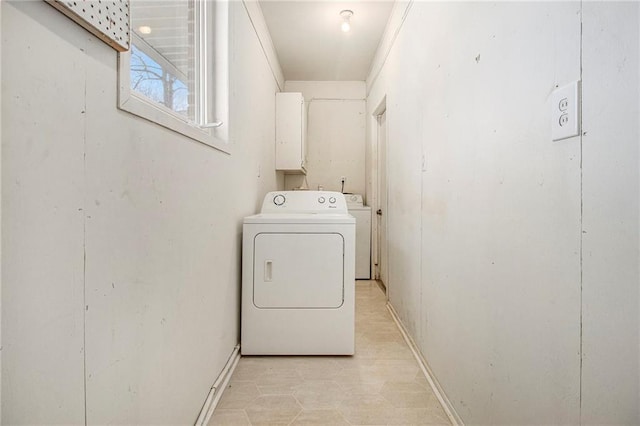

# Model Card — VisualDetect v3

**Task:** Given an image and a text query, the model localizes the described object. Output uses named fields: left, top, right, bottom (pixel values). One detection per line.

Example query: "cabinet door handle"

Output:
left=376, top=209, right=382, bottom=216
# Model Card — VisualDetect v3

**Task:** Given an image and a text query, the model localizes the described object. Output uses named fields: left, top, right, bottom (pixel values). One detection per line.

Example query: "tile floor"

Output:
left=209, top=280, right=451, bottom=425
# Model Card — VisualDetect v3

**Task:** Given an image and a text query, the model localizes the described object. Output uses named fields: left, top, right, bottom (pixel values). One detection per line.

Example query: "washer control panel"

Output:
left=262, top=191, right=348, bottom=214
left=347, top=194, right=363, bottom=205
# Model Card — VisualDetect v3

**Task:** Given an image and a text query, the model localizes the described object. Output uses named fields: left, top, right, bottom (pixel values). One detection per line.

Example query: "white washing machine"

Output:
left=241, top=191, right=355, bottom=355
left=346, top=194, right=372, bottom=280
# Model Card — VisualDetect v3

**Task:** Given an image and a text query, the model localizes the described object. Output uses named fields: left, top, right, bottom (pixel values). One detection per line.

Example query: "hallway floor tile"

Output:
left=210, top=280, right=451, bottom=425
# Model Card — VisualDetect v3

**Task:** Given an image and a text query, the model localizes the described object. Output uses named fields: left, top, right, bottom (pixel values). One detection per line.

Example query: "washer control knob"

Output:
left=318, top=196, right=326, bottom=204
left=273, top=194, right=286, bottom=206
left=329, top=197, right=337, bottom=204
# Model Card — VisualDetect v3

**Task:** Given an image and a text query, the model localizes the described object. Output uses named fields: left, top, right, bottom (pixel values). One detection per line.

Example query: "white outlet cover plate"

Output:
left=551, top=81, right=581, bottom=141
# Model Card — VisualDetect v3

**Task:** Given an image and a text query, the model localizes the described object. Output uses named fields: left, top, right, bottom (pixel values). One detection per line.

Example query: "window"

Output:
left=118, top=0, right=229, bottom=152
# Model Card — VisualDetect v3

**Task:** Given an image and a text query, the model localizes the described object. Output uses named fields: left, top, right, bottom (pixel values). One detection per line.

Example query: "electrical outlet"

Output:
left=559, top=98, right=569, bottom=111
left=552, top=81, right=581, bottom=141
left=559, top=113, right=569, bottom=126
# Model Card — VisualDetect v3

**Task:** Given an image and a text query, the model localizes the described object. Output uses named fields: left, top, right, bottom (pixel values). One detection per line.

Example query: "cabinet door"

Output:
left=253, top=233, right=344, bottom=308
left=275, top=92, right=306, bottom=172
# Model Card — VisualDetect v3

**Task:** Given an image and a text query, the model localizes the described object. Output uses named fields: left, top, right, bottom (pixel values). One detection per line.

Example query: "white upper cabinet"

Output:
left=276, top=92, right=307, bottom=174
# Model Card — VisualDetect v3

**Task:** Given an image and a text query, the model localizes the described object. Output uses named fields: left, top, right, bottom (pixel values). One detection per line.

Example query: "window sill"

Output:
left=118, top=92, right=230, bottom=154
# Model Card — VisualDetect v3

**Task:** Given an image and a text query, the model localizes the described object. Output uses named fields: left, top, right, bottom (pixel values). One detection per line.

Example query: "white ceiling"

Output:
left=259, top=1, right=394, bottom=81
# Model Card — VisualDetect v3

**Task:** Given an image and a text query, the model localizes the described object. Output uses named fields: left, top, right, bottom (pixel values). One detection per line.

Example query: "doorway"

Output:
left=375, top=109, right=388, bottom=291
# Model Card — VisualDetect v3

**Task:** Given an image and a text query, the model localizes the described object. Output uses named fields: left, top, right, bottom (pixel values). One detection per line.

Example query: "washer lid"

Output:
left=347, top=206, right=371, bottom=212
left=244, top=213, right=355, bottom=224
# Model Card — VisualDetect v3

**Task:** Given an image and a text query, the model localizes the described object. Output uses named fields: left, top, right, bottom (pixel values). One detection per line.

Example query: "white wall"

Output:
left=367, top=1, right=638, bottom=424
left=283, top=81, right=366, bottom=197
left=1, top=1, right=282, bottom=423
left=581, top=3, right=639, bottom=423
left=3, top=4, right=86, bottom=421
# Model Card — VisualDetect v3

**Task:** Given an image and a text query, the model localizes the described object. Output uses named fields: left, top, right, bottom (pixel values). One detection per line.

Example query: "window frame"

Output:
left=118, top=0, right=229, bottom=153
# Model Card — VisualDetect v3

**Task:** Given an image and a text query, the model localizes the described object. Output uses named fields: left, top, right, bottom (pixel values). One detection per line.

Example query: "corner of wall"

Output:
left=365, top=0, right=412, bottom=94
left=240, top=0, right=284, bottom=90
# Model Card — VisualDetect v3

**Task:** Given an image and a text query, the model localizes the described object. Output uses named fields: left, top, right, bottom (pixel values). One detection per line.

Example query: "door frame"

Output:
left=370, top=97, right=388, bottom=293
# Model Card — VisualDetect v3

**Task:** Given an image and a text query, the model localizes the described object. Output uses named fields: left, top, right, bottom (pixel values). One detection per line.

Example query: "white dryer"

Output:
left=241, top=191, right=355, bottom=355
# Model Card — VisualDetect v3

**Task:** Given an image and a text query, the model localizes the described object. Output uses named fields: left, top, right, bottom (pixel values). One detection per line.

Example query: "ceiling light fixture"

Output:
left=340, top=10, right=353, bottom=32
left=138, top=25, right=152, bottom=35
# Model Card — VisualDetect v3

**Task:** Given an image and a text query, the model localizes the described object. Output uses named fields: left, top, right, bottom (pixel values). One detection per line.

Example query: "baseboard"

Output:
left=386, top=303, right=464, bottom=426
left=195, top=344, right=241, bottom=426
